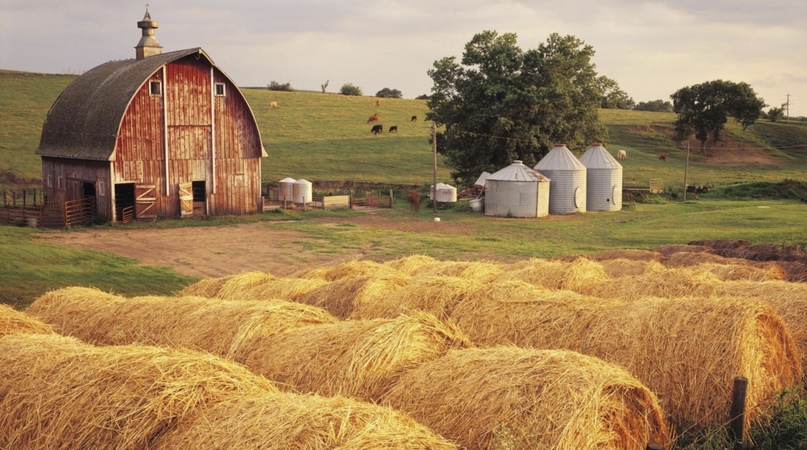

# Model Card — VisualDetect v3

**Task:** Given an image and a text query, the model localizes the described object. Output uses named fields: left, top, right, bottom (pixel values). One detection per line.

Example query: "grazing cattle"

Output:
left=376, top=99, right=381, bottom=107
left=411, top=115, right=417, bottom=121
left=389, top=125, right=398, bottom=133
left=371, top=124, right=383, bottom=135
left=617, top=149, right=627, bottom=160
left=408, top=191, right=421, bottom=213
left=659, top=153, right=668, bottom=161
left=367, top=113, right=380, bottom=123
left=269, top=101, right=278, bottom=109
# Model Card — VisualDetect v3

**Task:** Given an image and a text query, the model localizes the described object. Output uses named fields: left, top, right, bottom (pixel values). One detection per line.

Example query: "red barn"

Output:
left=36, top=10, right=266, bottom=224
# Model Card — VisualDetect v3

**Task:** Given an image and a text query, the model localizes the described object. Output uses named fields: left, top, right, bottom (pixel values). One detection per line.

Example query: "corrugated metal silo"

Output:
left=484, top=161, right=551, bottom=218
left=579, top=143, right=622, bottom=211
left=278, top=177, right=295, bottom=201
left=292, top=179, right=313, bottom=204
left=534, top=144, right=587, bottom=214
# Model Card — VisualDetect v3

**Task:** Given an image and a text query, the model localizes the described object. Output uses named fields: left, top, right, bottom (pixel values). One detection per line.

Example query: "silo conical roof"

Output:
left=534, top=144, right=586, bottom=171
left=579, top=143, right=622, bottom=169
left=487, top=160, right=550, bottom=182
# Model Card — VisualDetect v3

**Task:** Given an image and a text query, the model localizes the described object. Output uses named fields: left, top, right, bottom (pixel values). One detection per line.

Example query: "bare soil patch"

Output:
left=651, top=125, right=784, bottom=166
left=33, top=211, right=473, bottom=280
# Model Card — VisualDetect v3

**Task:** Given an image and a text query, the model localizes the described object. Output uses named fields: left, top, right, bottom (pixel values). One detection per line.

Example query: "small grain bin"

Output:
left=579, top=143, right=622, bottom=211
left=278, top=178, right=295, bottom=202
left=430, top=183, right=457, bottom=203
left=534, top=144, right=587, bottom=214
left=292, top=179, right=313, bottom=204
left=484, top=161, right=550, bottom=218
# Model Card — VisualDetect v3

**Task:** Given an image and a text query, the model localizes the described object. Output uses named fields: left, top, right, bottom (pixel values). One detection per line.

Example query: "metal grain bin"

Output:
left=579, top=143, right=622, bottom=211
left=484, top=161, right=551, bottom=218
left=278, top=177, right=296, bottom=202
left=534, top=144, right=587, bottom=214
left=292, top=179, right=313, bottom=204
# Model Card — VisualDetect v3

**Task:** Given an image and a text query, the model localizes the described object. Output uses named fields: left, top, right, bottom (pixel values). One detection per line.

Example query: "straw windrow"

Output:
left=381, top=346, right=670, bottom=450
left=300, top=273, right=411, bottom=319
left=0, top=304, right=54, bottom=337
left=242, top=311, right=472, bottom=401
left=26, top=287, right=337, bottom=360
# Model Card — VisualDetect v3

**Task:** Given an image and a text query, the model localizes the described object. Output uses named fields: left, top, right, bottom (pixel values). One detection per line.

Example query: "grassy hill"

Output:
left=3, top=69, right=807, bottom=192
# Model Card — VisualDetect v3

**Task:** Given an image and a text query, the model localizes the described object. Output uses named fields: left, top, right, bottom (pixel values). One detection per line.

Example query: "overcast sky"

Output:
left=2, top=0, right=805, bottom=116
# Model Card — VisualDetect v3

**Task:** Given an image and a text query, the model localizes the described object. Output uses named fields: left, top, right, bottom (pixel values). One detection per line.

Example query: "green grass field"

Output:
left=2, top=69, right=807, bottom=307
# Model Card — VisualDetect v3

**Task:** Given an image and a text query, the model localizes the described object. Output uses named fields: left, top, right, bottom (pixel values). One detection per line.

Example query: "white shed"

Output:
left=534, top=144, right=587, bottom=214
left=484, top=161, right=551, bottom=218
left=579, top=143, right=622, bottom=211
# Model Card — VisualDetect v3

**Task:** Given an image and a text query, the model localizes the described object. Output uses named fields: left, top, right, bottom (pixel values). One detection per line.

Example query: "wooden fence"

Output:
left=0, top=189, right=96, bottom=228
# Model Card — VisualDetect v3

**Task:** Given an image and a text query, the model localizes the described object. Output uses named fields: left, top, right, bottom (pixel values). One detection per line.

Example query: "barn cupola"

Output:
left=135, top=7, right=163, bottom=60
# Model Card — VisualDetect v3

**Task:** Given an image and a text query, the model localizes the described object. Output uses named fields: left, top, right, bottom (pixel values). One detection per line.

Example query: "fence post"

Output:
left=729, top=376, right=748, bottom=450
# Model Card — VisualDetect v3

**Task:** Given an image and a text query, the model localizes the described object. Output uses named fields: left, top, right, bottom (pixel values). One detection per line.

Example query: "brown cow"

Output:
left=408, top=191, right=421, bottom=213
left=367, top=113, right=380, bottom=123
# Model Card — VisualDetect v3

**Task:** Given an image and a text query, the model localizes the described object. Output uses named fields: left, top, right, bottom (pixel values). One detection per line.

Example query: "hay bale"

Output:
left=651, top=243, right=712, bottom=257
left=300, top=273, right=411, bottom=319
left=666, top=252, right=788, bottom=281
left=380, top=346, right=670, bottom=450
left=590, top=249, right=665, bottom=261
left=504, top=258, right=569, bottom=289
left=177, top=275, right=233, bottom=297
left=577, top=266, right=722, bottom=298
left=292, top=259, right=400, bottom=281
left=154, top=392, right=458, bottom=449
left=26, top=287, right=337, bottom=361
left=450, top=292, right=802, bottom=433
left=0, top=332, right=279, bottom=449
left=1, top=333, right=455, bottom=450
left=598, top=258, right=665, bottom=278
left=384, top=254, right=439, bottom=275
left=351, top=275, right=483, bottom=320
left=215, top=271, right=277, bottom=299
left=242, top=311, right=472, bottom=402
left=0, top=304, right=54, bottom=337
left=409, top=260, right=504, bottom=281
left=244, top=277, right=329, bottom=302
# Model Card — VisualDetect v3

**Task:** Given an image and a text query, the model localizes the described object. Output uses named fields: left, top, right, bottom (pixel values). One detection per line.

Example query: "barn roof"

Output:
left=36, top=48, right=213, bottom=161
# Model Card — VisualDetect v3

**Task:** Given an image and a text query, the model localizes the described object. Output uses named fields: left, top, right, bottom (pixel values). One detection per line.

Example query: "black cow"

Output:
left=371, top=124, right=383, bottom=134
left=389, top=125, right=398, bottom=133
left=411, top=115, right=417, bottom=121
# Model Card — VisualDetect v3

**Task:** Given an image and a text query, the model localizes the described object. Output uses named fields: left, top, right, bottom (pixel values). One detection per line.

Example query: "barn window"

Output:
left=215, top=82, right=226, bottom=96
left=98, top=182, right=106, bottom=197
left=57, top=177, right=64, bottom=190
left=47, top=175, right=53, bottom=188
left=150, top=81, right=162, bottom=96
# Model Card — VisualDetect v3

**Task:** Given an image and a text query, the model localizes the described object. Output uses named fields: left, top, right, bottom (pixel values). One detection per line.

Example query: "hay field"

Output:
left=19, top=249, right=807, bottom=448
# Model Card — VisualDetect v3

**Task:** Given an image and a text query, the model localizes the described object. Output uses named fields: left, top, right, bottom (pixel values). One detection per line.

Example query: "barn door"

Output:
left=179, top=182, right=193, bottom=219
left=135, top=184, right=157, bottom=220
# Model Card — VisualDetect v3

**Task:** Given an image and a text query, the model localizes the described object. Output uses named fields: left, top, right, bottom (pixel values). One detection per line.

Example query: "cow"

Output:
left=269, top=101, right=278, bottom=109
left=367, top=113, right=380, bottom=123
left=411, top=115, right=417, bottom=121
left=371, top=124, right=383, bottom=135
left=407, top=191, right=421, bottom=213
left=617, top=149, right=627, bottom=160
left=659, top=153, right=668, bottom=161
left=376, top=99, right=382, bottom=107
left=389, top=125, right=398, bottom=133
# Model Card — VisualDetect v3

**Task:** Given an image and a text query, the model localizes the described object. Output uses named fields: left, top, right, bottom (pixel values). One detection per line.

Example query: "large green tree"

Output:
left=426, top=31, right=608, bottom=184
left=671, top=80, right=766, bottom=151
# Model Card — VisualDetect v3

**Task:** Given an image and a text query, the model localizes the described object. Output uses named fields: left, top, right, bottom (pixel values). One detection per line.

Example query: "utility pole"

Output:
left=683, top=143, right=690, bottom=201
left=785, top=94, right=791, bottom=123
left=432, top=122, right=438, bottom=213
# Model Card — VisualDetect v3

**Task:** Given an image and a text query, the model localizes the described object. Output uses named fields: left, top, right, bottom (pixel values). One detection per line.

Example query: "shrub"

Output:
left=267, top=81, right=293, bottom=92
left=339, top=83, right=363, bottom=96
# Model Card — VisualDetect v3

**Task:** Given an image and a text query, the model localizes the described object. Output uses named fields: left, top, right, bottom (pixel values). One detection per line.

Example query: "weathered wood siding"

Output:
left=40, top=157, right=112, bottom=220
left=111, top=55, right=263, bottom=220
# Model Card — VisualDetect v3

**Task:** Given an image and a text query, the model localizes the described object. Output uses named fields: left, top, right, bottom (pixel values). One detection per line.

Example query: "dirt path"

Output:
left=33, top=210, right=474, bottom=280
left=35, top=222, right=363, bottom=279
